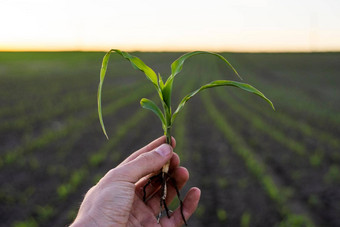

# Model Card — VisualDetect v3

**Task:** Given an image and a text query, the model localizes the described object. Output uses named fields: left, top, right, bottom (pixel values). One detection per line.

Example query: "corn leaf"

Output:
left=98, top=49, right=161, bottom=139
left=158, top=73, right=165, bottom=89
left=110, top=49, right=158, bottom=86
left=161, top=77, right=174, bottom=110
left=162, top=51, right=241, bottom=110
left=171, top=80, right=275, bottom=124
left=171, top=51, right=241, bottom=79
left=98, top=51, right=112, bottom=139
left=140, top=98, right=166, bottom=128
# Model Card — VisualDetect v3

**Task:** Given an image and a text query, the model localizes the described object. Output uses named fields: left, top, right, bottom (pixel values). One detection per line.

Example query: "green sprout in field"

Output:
left=97, top=49, right=275, bottom=225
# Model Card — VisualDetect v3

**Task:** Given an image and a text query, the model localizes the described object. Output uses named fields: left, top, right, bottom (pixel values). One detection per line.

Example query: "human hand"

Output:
left=71, top=136, right=201, bottom=227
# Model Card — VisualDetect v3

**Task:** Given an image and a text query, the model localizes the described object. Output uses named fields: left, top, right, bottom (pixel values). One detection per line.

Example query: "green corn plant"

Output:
left=97, top=49, right=275, bottom=224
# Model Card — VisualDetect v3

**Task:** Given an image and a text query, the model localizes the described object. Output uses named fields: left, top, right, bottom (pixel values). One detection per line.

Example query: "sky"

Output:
left=1, top=0, right=340, bottom=52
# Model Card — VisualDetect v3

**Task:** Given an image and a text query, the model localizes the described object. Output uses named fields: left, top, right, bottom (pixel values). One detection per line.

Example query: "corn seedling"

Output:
left=97, top=49, right=274, bottom=225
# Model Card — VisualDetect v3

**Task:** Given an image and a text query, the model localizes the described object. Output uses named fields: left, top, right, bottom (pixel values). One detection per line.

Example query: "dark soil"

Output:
left=180, top=97, right=282, bottom=226
left=1, top=52, right=340, bottom=227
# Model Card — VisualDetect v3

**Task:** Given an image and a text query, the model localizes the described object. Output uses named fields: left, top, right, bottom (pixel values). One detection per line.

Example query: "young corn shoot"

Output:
left=97, top=49, right=275, bottom=225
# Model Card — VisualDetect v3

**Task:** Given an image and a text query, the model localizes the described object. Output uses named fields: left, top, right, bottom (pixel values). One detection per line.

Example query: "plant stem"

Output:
left=158, top=106, right=187, bottom=225
left=165, top=126, right=172, bottom=145
left=163, top=126, right=171, bottom=173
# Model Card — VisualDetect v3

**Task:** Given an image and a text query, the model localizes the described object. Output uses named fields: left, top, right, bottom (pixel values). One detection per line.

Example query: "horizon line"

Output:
left=1, top=47, right=340, bottom=53
left=1, top=43, right=340, bottom=53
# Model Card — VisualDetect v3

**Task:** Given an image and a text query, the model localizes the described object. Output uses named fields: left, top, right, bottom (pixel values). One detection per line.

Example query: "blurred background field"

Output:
left=0, top=51, right=339, bottom=226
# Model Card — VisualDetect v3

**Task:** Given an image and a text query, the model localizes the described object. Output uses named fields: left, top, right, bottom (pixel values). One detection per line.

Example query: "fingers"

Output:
left=145, top=167, right=189, bottom=214
left=119, top=136, right=176, bottom=167
left=134, top=152, right=181, bottom=200
left=165, top=168, right=189, bottom=204
left=160, top=187, right=201, bottom=227
left=108, top=144, right=173, bottom=183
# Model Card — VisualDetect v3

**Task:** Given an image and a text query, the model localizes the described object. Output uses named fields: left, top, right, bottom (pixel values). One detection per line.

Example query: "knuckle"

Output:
left=138, top=152, right=154, bottom=164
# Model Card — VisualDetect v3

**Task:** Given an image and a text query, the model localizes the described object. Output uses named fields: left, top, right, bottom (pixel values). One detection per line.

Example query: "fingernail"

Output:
left=155, top=144, right=172, bottom=157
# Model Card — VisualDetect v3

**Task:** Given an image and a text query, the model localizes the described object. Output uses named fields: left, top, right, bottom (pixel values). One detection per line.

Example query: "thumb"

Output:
left=112, top=144, right=173, bottom=183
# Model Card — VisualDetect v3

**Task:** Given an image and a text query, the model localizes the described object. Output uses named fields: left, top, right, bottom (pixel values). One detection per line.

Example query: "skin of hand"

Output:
left=70, top=136, right=201, bottom=227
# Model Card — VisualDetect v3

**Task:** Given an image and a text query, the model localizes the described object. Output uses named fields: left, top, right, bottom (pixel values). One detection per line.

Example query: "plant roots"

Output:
left=143, top=171, right=187, bottom=225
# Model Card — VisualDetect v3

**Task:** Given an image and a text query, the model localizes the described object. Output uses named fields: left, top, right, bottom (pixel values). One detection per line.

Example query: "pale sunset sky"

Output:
left=1, top=0, right=340, bottom=52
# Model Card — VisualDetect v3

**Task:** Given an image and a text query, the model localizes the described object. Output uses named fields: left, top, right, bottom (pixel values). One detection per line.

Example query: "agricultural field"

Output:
left=0, top=51, right=339, bottom=227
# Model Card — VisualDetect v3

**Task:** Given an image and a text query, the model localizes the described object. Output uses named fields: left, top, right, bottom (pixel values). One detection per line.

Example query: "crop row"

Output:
left=220, top=54, right=340, bottom=136
left=226, top=53, right=339, bottom=109
left=214, top=86, right=339, bottom=171
left=52, top=110, right=149, bottom=224
left=200, top=58, right=318, bottom=225
left=238, top=53, right=340, bottom=110
left=217, top=88, right=307, bottom=156
left=234, top=67, right=340, bottom=132
left=227, top=90, right=340, bottom=177
left=229, top=89, right=339, bottom=151
left=170, top=70, right=267, bottom=225
left=3, top=52, right=339, bottom=226
left=214, top=57, right=339, bottom=169
left=7, top=95, right=154, bottom=226
left=0, top=80, right=138, bottom=131
left=0, top=81, right=144, bottom=159
left=2, top=52, right=193, bottom=226
left=214, top=88, right=340, bottom=224
left=8, top=73, right=193, bottom=225
left=0, top=84, right=152, bottom=169
left=201, top=90, right=315, bottom=226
